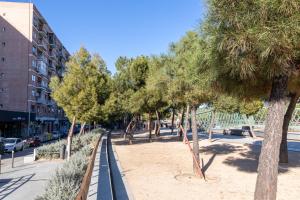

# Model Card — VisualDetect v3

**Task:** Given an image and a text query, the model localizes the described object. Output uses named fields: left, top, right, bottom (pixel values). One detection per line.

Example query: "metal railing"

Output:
left=196, top=106, right=300, bottom=131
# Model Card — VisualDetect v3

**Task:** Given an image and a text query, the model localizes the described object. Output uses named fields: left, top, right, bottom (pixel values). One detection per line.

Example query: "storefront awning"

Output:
left=0, top=110, right=36, bottom=122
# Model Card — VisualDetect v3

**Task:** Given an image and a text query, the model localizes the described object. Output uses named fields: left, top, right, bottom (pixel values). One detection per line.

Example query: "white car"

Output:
left=4, top=138, right=24, bottom=152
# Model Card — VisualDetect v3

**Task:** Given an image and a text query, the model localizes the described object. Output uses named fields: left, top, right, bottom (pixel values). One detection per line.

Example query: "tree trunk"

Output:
left=125, top=118, right=135, bottom=140
left=254, top=75, right=289, bottom=200
left=191, top=105, right=200, bottom=175
left=154, top=120, right=158, bottom=136
left=279, top=93, right=299, bottom=163
left=148, top=112, right=152, bottom=141
left=249, top=125, right=257, bottom=138
left=184, top=104, right=190, bottom=132
left=67, top=116, right=76, bottom=160
left=79, top=122, right=86, bottom=135
left=128, top=117, right=136, bottom=145
left=179, top=108, right=184, bottom=138
left=208, top=110, right=216, bottom=142
left=155, top=110, right=161, bottom=136
left=171, top=108, right=175, bottom=134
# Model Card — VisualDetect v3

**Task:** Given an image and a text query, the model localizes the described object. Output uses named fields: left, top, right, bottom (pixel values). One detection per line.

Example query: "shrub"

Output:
left=36, top=140, right=66, bottom=159
left=36, top=129, right=102, bottom=160
left=36, top=146, right=93, bottom=200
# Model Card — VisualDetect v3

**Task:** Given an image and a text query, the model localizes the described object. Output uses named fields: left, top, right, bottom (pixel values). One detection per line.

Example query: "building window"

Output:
left=32, top=90, right=35, bottom=97
left=32, top=60, right=36, bottom=67
left=31, top=105, right=35, bottom=112
left=0, top=73, right=4, bottom=79
left=1, top=27, right=5, bottom=32
left=32, top=46, right=37, bottom=55
left=32, top=75, right=36, bottom=82
left=1, top=42, right=5, bottom=47
left=1, top=57, right=5, bottom=62
left=0, top=104, right=3, bottom=109
left=33, top=17, right=38, bottom=27
left=0, top=88, right=4, bottom=92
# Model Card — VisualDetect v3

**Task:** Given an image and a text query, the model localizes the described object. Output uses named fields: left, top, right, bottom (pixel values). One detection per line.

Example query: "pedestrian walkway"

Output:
left=0, top=160, right=63, bottom=200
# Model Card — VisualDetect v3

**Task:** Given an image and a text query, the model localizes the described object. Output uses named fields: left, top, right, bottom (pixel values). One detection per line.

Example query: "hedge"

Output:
left=36, top=129, right=101, bottom=160
left=36, top=129, right=103, bottom=200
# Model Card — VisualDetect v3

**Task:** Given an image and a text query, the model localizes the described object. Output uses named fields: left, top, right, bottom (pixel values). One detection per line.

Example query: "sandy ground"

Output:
left=112, top=129, right=300, bottom=200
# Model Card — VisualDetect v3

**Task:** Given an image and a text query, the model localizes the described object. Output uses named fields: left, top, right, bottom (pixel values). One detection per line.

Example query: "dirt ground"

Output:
left=112, top=129, right=300, bottom=200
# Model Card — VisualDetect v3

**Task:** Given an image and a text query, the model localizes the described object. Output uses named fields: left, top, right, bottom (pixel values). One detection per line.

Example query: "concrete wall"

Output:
left=0, top=2, right=33, bottom=112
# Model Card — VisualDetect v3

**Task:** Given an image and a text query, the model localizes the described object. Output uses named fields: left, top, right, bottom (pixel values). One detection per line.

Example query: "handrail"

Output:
left=75, top=134, right=102, bottom=200
left=180, top=125, right=205, bottom=180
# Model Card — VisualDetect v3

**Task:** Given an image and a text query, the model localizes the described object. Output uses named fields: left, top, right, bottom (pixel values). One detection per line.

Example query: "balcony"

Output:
left=36, top=61, right=48, bottom=76
left=38, top=22, right=47, bottom=37
left=36, top=97, right=47, bottom=104
left=48, top=63, right=55, bottom=70
left=37, top=40, right=47, bottom=50
left=47, top=100, right=55, bottom=106
left=36, top=81, right=49, bottom=91
left=37, top=55, right=47, bottom=62
left=49, top=40, right=56, bottom=48
left=49, top=50, right=56, bottom=59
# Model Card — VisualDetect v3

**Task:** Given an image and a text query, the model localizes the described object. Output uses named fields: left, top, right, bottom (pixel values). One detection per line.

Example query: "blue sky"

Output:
left=9, top=0, right=206, bottom=73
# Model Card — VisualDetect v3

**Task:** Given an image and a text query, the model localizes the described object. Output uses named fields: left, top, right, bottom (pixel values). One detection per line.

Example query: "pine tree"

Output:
left=204, top=1, right=300, bottom=199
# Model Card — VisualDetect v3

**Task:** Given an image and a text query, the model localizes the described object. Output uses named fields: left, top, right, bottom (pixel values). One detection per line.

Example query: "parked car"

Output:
left=23, top=139, right=30, bottom=149
left=27, top=137, right=41, bottom=147
left=4, top=138, right=24, bottom=152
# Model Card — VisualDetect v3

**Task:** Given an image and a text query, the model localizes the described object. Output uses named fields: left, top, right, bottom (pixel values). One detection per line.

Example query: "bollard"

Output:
left=33, top=148, right=37, bottom=161
left=11, top=150, right=14, bottom=168
left=60, top=144, right=66, bottom=160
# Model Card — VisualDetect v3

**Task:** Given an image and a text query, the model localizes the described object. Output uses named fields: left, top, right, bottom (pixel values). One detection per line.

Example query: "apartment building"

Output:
left=0, top=2, right=70, bottom=138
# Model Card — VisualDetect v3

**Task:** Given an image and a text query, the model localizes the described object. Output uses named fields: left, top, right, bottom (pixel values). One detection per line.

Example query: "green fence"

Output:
left=196, top=106, right=300, bottom=132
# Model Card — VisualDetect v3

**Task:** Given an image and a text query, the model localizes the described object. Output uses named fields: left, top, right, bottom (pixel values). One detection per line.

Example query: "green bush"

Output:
left=36, top=140, right=66, bottom=159
left=36, top=129, right=103, bottom=160
left=36, top=146, right=93, bottom=200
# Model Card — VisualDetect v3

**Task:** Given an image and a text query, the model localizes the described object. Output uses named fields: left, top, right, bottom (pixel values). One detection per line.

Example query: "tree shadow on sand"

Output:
left=200, top=143, right=300, bottom=174
left=112, top=128, right=182, bottom=146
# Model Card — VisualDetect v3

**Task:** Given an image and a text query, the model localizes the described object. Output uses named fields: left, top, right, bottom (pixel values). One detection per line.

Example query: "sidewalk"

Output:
left=0, top=160, right=63, bottom=200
